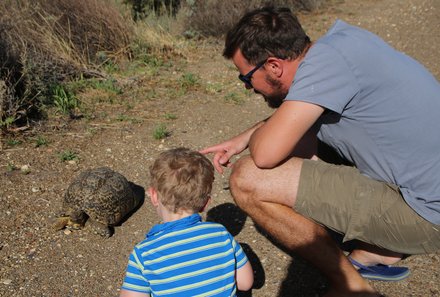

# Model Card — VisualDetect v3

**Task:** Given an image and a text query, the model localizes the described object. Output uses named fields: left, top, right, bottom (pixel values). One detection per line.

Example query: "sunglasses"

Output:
left=238, top=60, right=266, bottom=88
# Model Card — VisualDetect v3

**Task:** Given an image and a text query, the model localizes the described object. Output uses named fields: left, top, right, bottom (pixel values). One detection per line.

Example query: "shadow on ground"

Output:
left=207, top=202, right=329, bottom=297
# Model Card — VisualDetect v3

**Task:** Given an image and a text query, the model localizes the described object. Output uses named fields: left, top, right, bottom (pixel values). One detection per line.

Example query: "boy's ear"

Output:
left=199, top=197, right=211, bottom=212
left=148, top=187, right=159, bottom=207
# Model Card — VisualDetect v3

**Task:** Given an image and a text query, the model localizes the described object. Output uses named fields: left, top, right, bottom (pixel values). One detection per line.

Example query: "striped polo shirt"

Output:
left=121, top=213, right=249, bottom=296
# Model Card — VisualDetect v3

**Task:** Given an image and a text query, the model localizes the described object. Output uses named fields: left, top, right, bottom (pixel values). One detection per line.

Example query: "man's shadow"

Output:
left=206, top=203, right=265, bottom=297
left=263, top=227, right=363, bottom=297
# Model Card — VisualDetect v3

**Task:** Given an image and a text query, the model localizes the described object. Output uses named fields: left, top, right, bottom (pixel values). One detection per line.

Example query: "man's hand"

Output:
left=200, top=132, right=250, bottom=174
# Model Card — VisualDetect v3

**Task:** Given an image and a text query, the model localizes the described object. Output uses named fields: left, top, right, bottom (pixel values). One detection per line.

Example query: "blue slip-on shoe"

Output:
left=349, top=257, right=410, bottom=281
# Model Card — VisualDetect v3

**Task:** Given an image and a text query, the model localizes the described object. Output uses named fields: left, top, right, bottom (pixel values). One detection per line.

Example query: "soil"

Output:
left=1, top=0, right=439, bottom=296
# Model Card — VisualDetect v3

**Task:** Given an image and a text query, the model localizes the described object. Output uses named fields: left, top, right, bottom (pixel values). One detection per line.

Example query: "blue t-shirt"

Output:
left=121, top=214, right=249, bottom=296
left=285, top=20, right=440, bottom=224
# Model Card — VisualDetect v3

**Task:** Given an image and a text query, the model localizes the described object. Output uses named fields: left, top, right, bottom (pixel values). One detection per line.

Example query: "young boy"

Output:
left=120, top=147, right=254, bottom=297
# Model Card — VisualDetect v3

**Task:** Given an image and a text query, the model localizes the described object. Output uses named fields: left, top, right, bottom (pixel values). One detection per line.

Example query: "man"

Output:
left=201, top=6, right=440, bottom=297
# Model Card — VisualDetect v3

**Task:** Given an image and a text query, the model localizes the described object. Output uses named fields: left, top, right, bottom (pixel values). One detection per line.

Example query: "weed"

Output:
left=58, top=150, right=79, bottom=162
left=6, top=139, right=22, bottom=146
left=91, top=78, right=123, bottom=95
left=224, top=92, right=244, bottom=105
left=116, top=114, right=130, bottom=122
left=35, top=136, right=49, bottom=147
left=205, top=82, right=223, bottom=94
left=52, top=85, right=79, bottom=115
left=179, top=73, right=200, bottom=93
left=103, top=61, right=120, bottom=74
left=0, top=116, right=16, bottom=130
left=115, top=114, right=142, bottom=124
left=153, top=123, right=170, bottom=140
left=164, top=113, right=177, bottom=120
left=6, top=163, right=16, bottom=172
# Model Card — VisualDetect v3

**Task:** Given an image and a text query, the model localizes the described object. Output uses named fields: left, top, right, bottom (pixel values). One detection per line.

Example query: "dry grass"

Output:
left=132, top=22, right=188, bottom=59
left=0, top=0, right=133, bottom=129
left=183, top=0, right=324, bottom=37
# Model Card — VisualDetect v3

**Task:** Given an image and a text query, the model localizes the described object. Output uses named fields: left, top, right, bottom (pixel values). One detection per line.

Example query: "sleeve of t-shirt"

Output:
left=230, top=235, right=249, bottom=269
left=285, top=42, right=359, bottom=114
left=121, top=248, right=151, bottom=294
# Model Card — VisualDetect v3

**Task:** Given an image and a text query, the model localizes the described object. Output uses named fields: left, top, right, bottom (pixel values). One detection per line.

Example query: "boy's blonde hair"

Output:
left=149, top=147, right=215, bottom=213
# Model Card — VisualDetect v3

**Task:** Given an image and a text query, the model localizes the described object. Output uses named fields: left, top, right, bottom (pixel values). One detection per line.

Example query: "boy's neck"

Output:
left=159, top=206, right=196, bottom=223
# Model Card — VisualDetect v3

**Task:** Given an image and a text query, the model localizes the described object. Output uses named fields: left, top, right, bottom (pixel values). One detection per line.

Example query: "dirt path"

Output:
left=0, top=0, right=439, bottom=296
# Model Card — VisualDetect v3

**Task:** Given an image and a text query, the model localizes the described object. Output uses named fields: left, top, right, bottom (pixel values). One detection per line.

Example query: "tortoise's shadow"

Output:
left=115, top=182, right=145, bottom=227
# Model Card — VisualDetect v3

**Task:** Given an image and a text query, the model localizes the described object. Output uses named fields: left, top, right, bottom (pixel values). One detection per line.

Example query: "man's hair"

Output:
left=223, top=6, right=311, bottom=64
left=149, top=147, right=215, bottom=213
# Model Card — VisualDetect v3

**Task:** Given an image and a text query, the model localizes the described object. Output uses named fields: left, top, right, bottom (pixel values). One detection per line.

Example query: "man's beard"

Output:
left=260, top=75, right=289, bottom=108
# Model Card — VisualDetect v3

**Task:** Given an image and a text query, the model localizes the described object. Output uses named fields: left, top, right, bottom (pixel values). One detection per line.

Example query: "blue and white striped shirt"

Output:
left=121, top=214, right=249, bottom=296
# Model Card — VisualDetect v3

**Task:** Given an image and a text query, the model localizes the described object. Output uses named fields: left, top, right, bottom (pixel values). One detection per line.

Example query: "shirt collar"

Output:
left=147, top=213, right=202, bottom=237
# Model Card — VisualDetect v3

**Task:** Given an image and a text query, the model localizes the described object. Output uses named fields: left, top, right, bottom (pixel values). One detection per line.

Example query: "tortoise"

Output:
left=53, top=167, right=140, bottom=237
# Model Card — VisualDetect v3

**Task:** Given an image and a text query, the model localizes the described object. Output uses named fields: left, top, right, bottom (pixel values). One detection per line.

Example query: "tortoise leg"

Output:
left=53, top=207, right=87, bottom=231
left=66, top=208, right=88, bottom=230
left=88, top=220, right=112, bottom=238
left=52, top=216, right=70, bottom=231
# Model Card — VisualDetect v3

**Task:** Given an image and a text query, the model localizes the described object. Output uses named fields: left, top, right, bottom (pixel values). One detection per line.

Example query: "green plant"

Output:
left=153, top=123, right=170, bottom=139
left=164, top=113, right=177, bottom=120
left=58, top=150, right=79, bottom=162
left=0, top=116, right=16, bottom=130
left=115, top=114, right=142, bottom=124
left=6, top=139, right=22, bottom=146
left=179, top=72, right=200, bottom=92
left=91, top=78, right=123, bottom=95
left=103, top=60, right=120, bottom=74
left=116, top=114, right=130, bottom=121
left=205, top=82, right=223, bottom=94
left=35, top=136, right=49, bottom=147
left=52, top=85, right=79, bottom=115
left=6, top=163, right=16, bottom=172
left=224, top=92, right=244, bottom=105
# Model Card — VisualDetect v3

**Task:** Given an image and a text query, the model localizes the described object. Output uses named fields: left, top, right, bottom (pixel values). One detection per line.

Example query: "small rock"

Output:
left=1, top=279, right=12, bottom=285
left=64, top=229, right=72, bottom=235
left=20, top=165, right=30, bottom=173
left=67, top=160, right=76, bottom=165
left=31, top=187, right=40, bottom=193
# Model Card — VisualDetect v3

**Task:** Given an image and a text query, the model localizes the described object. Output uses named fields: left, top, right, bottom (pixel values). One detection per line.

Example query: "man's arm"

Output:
left=249, top=100, right=324, bottom=168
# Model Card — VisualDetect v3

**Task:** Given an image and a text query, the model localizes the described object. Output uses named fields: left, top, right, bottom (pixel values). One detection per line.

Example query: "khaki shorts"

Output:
left=295, top=159, right=440, bottom=254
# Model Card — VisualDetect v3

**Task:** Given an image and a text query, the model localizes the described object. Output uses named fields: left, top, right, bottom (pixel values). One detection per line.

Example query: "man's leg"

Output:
left=229, top=155, right=379, bottom=297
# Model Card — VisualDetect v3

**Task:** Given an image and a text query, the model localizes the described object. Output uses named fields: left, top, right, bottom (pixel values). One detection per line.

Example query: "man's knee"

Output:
left=229, top=155, right=259, bottom=209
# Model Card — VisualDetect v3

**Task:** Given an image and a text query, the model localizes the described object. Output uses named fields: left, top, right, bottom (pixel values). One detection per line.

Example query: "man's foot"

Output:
left=349, top=245, right=403, bottom=266
left=349, top=257, right=410, bottom=282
